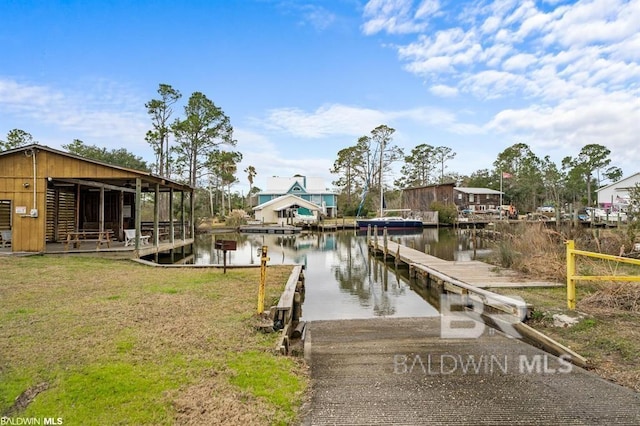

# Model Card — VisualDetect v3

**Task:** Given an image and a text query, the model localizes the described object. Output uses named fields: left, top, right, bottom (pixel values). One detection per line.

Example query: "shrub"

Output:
left=430, top=201, right=457, bottom=225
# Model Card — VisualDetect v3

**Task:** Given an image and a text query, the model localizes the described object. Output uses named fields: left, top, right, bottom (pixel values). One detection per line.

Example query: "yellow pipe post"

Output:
left=566, top=240, right=576, bottom=310
left=257, top=245, right=269, bottom=314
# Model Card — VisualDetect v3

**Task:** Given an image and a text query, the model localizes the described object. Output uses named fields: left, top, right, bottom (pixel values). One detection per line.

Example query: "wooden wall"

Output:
left=402, top=184, right=456, bottom=211
left=0, top=149, right=142, bottom=252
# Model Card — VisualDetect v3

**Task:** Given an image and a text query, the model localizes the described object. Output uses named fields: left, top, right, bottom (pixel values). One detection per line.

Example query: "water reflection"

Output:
left=192, top=228, right=488, bottom=321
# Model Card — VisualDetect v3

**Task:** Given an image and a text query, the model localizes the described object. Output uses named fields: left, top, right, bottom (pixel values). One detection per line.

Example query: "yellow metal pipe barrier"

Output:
left=257, top=245, right=269, bottom=314
left=565, top=240, right=640, bottom=310
left=566, top=240, right=576, bottom=310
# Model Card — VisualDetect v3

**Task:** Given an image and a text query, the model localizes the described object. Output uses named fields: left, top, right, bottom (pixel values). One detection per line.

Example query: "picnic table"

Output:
left=64, top=230, right=113, bottom=251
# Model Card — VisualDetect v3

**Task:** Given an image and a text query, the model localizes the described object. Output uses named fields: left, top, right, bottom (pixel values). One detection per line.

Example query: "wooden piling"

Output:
left=383, top=227, right=388, bottom=261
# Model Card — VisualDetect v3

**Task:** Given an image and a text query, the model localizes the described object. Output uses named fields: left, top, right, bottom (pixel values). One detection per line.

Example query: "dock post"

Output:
left=367, top=224, right=371, bottom=244
left=383, top=227, right=388, bottom=261
left=473, top=226, right=477, bottom=259
left=374, top=226, right=378, bottom=251
left=395, top=244, right=400, bottom=267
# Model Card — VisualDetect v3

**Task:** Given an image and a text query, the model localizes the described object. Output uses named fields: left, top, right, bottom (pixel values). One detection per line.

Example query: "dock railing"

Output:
left=565, top=240, right=640, bottom=310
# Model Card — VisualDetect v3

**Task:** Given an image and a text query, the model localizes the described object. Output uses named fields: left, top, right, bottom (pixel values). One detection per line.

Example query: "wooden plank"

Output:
left=277, top=265, right=303, bottom=310
left=275, top=265, right=303, bottom=328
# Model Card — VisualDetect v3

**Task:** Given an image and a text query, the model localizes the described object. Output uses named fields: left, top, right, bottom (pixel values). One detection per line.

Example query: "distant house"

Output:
left=402, top=183, right=503, bottom=213
left=596, top=172, right=640, bottom=211
left=253, top=175, right=337, bottom=224
left=453, top=187, right=503, bottom=212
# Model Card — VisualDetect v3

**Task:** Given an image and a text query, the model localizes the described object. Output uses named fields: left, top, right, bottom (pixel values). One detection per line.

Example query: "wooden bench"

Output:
left=64, top=230, right=113, bottom=251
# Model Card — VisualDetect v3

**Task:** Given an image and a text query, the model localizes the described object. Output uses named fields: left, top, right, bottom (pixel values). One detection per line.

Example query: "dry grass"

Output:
left=492, top=223, right=567, bottom=280
left=580, top=282, right=640, bottom=311
left=0, top=255, right=307, bottom=425
left=488, top=223, right=640, bottom=392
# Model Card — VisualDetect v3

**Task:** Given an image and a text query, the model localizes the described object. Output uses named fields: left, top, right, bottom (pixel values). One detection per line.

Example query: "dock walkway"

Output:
left=370, top=237, right=561, bottom=288
left=303, top=317, right=640, bottom=425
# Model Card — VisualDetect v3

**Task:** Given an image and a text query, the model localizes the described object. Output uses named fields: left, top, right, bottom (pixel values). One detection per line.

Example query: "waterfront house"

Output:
left=253, top=175, right=338, bottom=224
left=402, top=183, right=503, bottom=214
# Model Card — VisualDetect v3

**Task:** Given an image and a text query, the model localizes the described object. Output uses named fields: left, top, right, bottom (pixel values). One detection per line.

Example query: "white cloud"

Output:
left=368, top=0, right=639, bottom=171
left=460, top=70, right=530, bottom=99
left=486, top=91, right=640, bottom=155
left=262, top=104, right=388, bottom=138
left=297, top=4, right=337, bottom=31
left=0, top=77, right=147, bottom=147
left=502, top=53, right=538, bottom=71
left=429, top=84, right=458, bottom=97
left=259, top=103, right=479, bottom=139
left=543, top=0, right=639, bottom=47
left=362, top=0, right=438, bottom=35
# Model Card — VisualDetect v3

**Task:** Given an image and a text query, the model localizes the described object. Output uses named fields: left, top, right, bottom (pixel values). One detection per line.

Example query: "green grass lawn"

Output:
left=0, top=256, right=308, bottom=425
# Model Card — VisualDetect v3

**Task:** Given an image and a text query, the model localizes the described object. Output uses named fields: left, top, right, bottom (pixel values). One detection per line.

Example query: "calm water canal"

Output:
left=190, top=228, right=492, bottom=321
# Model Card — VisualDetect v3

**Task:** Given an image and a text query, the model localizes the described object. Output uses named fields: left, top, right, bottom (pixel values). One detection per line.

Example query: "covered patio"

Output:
left=0, top=144, right=194, bottom=257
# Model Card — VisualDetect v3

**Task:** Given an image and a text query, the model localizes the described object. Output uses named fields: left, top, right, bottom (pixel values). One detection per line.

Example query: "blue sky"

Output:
left=1, top=0, right=639, bottom=194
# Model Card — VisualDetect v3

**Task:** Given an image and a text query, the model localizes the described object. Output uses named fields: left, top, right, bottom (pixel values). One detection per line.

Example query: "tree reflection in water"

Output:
left=192, top=229, right=483, bottom=320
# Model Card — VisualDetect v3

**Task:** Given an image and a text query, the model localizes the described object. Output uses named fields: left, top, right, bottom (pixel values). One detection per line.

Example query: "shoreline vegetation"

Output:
left=0, top=257, right=308, bottom=425
left=487, top=222, right=640, bottom=392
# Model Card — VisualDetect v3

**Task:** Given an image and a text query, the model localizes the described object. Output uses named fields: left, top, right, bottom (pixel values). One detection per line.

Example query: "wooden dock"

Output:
left=368, top=236, right=562, bottom=289
left=367, top=234, right=563, bottom=321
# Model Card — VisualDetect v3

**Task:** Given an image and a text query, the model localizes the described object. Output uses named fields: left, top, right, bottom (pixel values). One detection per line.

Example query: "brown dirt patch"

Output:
left=2, top=382, right=49, bottom=417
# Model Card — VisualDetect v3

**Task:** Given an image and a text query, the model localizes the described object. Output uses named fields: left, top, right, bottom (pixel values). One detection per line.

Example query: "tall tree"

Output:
left=433, top=146, right=456, bottom=183
left=395, top=143, right=435, bottom=188
left=369, top=125, right=403, bottom=193
left=0, top=129, right=37, bottom=151
left=244, top=165, right=257, bottom=207
left=172, top=92, right=234, bottom=188
left=331, top=146, right=363, bottom=207
left=207, top=150, right=242, bottom=216
left=145, top=84, right=181, bottom=177
left=563, top=144, right=617, bottom=206
left=330, top=125, right=402, bottom=215
left=493, top=143, right=543, bottom=211
left=463, top=169, right=495, bottom=189
left=63, top=139, right=149, bottom=171
left=540, top=155, right=566, bottom=214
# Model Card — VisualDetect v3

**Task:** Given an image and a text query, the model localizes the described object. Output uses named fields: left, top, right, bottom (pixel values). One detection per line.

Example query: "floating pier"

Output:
left=239, top=224, right=302, bottom=234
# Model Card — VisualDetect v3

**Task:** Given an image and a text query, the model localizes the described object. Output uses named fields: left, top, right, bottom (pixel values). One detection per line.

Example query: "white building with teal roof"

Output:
left=253, top=175, right=338, bottom=224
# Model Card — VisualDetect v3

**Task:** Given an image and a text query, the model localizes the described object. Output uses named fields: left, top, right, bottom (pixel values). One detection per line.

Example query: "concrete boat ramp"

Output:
left=300, top=239, right=639, bottom=425
left=302, top=317, right=640, bottom=425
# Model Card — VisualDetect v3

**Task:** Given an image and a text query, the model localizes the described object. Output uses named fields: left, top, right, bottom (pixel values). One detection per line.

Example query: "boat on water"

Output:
left=356, top=216, right=423, bottom=231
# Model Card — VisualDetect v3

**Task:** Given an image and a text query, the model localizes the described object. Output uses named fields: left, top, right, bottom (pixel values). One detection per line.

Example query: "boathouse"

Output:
left=0, top=144, right=194, bottom=254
